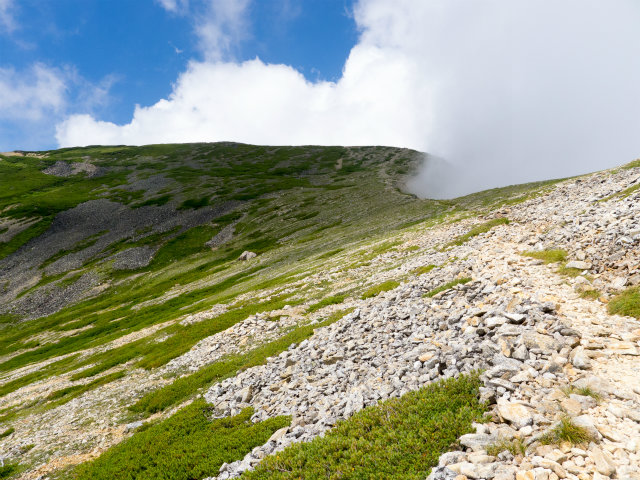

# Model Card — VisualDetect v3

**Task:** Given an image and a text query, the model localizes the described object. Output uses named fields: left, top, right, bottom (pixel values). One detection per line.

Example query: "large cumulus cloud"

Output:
left=56, top=0, right=640, bottom=197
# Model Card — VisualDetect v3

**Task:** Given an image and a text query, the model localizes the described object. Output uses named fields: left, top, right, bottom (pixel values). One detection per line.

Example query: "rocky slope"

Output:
left=1, top=148, right=639, bottom=480
left=194, top=163, right=640, bottom=480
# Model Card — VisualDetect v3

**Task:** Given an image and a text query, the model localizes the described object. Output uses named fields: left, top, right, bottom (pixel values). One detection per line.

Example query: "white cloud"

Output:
left=0, top=64, right=116, bottom=151
left=56, top=0, right=640, bottom=197
left=156, top=0, right=189, bottom=14
left=0, top=63, right=67, bottom=121
left=0, top=0, right=17, bottom=33
left=196, top=0, right=251, bottom=60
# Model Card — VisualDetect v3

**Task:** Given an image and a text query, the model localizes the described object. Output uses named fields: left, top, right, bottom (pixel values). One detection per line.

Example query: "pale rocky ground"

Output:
left=1, top=162, right=639, bottom=480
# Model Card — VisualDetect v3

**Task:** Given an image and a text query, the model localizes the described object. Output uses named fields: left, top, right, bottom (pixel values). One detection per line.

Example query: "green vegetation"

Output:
left=608, top=286, right=640, bottom=318
left=600, top=183, right=640, bottom=202
left=540, top=416, right=594, bottom=446
left=445, top=218, right=509, bottom=248
left=0, top=427, right=14, bottom=438
left=561, top=385, right=602, bottom=401
left=622, top=159, right=640, bottom=170
left=579, top=289, right=601, bottom=300
left=307, top=294, right=346, bottom=313
left=412, top=264, right=436, bottom=275
left=130, top=309, right=353, bottom=414
left=72, top=403, right=290, bottom=480
left=522, top=249, right=588, bottom=278
left=242, top=374, right=486, bottom=480
left=424, top=277, right=472, bottom=298
left=521, top=249, right=567, bottom=264
left=0, top=463, right=20, bottom=479
left=486, top=437, right=526, bottom=457
left=360, top=280, right=400, bottom=299
left=47, top=371, right=126, bottom=404
left=556, top=265, right=585, bottom=278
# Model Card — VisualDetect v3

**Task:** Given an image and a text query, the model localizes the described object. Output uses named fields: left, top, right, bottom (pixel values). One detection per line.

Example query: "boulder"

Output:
left=238, top=251, right=257, bottom=261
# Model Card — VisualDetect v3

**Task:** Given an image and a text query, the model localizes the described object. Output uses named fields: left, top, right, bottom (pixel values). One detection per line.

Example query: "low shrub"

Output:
left=486, top=437, right=526, bottom=457
left=72, top=403, right=290, bottom=480
left=307, top=294, right=346, bottom=313
left=361, top=280, right=400, bottom=299
left=540, top=416, right=594, bottom=446
left=521, top=249, right=567, bottom=264
left=412, top=264, right=436, bottom=275
left=243, top=374, right=486, bottom=480
left=608, top=286, right=640, bottom=318
left=445, top=218, right=509, bottom=248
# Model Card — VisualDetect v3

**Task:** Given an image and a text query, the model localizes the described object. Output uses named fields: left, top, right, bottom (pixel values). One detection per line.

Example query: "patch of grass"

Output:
left=622, top=159, right=640, bottom=169
left=46, top=371, right=126, bottom=405
left=360, top=280, right=400, bottom=299
left=486, top=437, right=526, bottom=457
left=132, top=194, right=172, bottom=208
left=0, top=217, right=54, bottom=261
left=600, top=183, right=640, bottom=202
left=579, top=289, right=601, bottom=300
left=242, top=374, right=486, bottom=480
left=521, top=249, right=567, bottom=264
left=130, top=309, right=353, bottom=415
left=561, top=385, right=602, bottom=402
left=424, top=277, right=472, bottom=298
left=72, top=403, right=290, bottom=480
left=0, top=354, right=80, bottom=398
left=307, top=294, right=346, bottom=313
left=178, top=196, right=210, bottom=210
left=445, top=218, right=509, bottom=248
left=316, top=247, right=344, bottom=259
left=608, top=286, right=640, bottom=318
left=556, top=265, right=584, bottom=278
left=0, top=427, right=14, bottom=438
left=412, top=264, right=437, bottom=275
left=539, top=416, right=594, bottom=446
left=0, top=463, right=20, bottom=479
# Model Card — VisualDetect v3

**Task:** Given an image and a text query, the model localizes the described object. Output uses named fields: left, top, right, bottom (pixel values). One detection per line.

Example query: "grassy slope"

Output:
left=0, top=143, right=564, bottom=477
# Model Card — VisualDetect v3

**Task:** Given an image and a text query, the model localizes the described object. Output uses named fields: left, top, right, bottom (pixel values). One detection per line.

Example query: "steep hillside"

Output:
left=3, top=145, right=639, bottom=480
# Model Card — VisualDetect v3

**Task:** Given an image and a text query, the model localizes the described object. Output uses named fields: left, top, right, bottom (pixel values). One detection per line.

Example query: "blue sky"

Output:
left=0, top=0, right=357, bottom=149
left=1, top=1, right=640, bottom=196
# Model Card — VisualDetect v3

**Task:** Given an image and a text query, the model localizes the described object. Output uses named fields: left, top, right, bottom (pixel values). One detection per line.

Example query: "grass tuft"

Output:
left=540, top=416, right=594, bottom=446
left=561, top=385, right=602, bottom=402
left=579, top=289, right=601, bottom=300
left=412, top=264, right=437, bottom=275
left=521, top=249, right=567, bottom=264
left=608, top=286, right=640, bottom=318
left=445, top=218, right=509, bottom=248
left=486, top=437, right=526, bottom=457
left=307, top=294, right=346, bottom=313
left=360, top=280, right=400, bottom=299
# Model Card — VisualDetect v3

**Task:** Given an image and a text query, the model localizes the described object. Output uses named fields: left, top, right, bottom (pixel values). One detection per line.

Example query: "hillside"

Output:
left=0, top=145, right=639, bottom=480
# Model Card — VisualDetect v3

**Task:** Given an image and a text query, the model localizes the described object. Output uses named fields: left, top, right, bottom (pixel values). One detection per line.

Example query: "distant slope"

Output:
left=0, top=143, right=423, bottom=321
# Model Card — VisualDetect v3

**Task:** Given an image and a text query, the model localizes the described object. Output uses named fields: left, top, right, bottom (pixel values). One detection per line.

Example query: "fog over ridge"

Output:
left=56, top=1, right=640, bottom=198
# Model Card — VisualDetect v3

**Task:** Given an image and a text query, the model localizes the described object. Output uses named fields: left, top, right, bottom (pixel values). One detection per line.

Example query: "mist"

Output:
left=402, top=0, right=640, bottom=198
left=53, top=1, right=640, bottom=199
